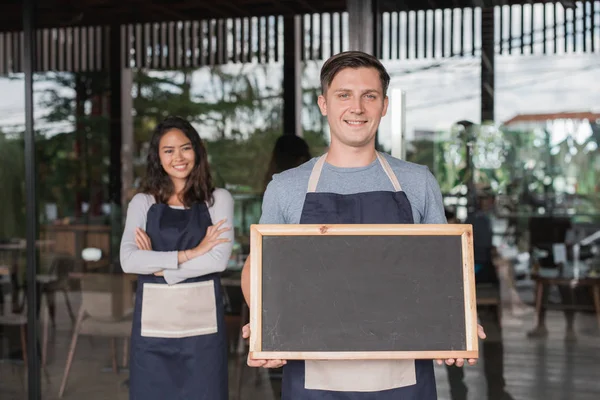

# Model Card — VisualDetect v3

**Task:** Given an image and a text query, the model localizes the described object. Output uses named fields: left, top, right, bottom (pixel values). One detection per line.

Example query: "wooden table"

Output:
left=0, top=240, right=56, bottom=313
left=533, top=271, right=600, bottom=331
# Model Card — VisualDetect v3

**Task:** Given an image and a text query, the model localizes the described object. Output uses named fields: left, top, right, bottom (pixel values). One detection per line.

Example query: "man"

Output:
left=446, top=185, right=513, bottom=400
left=241, top=51, right=485, bottom=399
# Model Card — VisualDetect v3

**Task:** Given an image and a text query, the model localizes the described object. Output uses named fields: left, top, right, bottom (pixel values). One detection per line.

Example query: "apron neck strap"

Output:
left=307, top=154, right=327, bottom=193
left=376, top=152, right=402, bottom=192
left=306, top=152, right=403, bottom=193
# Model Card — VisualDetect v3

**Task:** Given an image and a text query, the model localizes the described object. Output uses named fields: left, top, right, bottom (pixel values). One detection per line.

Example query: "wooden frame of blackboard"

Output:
left=249, top=224, right=477, bottom=360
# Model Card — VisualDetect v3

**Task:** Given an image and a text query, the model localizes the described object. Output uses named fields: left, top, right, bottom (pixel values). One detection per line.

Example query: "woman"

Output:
left=263, top=134, right=312, bottom=192
left=120, top=116, right=234, bottom=400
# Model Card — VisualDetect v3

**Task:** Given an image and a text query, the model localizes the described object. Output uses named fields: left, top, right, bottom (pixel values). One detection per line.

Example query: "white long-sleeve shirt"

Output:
left=119, top=188, right=234, bottom=285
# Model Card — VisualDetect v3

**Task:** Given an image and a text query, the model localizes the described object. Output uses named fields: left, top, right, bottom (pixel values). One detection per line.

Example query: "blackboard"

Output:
left=249, top=224, right=477, bottom=360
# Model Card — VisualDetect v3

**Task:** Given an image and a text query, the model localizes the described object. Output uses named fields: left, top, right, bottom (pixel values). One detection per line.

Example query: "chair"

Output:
left=37, top=253, right=76, bottom=326
left=58, top=273, right=133, bottom=398
left=0, top=308, right=51, bottom=386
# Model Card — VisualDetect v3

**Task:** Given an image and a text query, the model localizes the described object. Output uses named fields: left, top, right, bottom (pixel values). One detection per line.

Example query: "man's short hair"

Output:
left=320, top=51, right=391, bottom=96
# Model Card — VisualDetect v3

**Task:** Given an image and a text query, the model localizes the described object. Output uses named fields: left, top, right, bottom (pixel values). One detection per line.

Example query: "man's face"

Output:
left=318, top=67, right=388, bottom=149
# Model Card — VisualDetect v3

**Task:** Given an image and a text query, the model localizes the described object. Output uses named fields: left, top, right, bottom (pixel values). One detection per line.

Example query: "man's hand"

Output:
left=242, top=323, right=287, bottom=368
left=436, top=324, right=486, bottom=367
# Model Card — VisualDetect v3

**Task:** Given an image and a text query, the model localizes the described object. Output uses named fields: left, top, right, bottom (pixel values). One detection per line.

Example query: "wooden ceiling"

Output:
left=1, top=1, right=574, bottom=32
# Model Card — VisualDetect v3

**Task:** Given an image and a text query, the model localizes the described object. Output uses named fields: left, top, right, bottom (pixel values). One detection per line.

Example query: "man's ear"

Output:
left=317, top=95, right=327, bottom=116
left=382, top=96, right=389, bottom=117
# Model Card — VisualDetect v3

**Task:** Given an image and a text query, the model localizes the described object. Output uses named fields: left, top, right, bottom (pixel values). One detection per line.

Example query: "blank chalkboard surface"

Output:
left=249, top=224, right=477, bottom=360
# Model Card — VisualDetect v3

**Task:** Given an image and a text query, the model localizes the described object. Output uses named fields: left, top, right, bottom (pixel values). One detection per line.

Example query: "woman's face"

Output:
left=158, top=128, right=196, bottom=185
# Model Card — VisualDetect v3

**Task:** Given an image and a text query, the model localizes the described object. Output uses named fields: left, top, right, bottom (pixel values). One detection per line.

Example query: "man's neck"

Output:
left=326, top=142, right=377, bottom=168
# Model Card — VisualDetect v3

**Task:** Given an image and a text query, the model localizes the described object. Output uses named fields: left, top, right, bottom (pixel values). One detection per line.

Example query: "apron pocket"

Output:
left=141, top=281, right=218, bottom=338
left=304, top=359, right=416, bottom=392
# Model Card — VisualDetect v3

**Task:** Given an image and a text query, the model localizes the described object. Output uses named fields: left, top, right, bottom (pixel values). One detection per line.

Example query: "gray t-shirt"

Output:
left=260, top=152, right=446, bottom=225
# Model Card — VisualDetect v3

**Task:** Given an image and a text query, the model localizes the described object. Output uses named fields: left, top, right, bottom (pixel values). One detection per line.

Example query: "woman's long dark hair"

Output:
left=140, top=116, right=214, bottom=207
left=263, top=135, right=312, bottom=192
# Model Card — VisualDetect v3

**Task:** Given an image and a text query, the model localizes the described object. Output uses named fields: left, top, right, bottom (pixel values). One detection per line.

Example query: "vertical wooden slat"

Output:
left=153, top=22, right=159, bottom=69
left=81, top=26, right=87, bottom=71
left=87, top=27, right=94, bottom=70
left=200, top=20, right=206, bottom=66
left=542, top=3, right=547, bottom=54
left=414, top=11, right=420, bottom=58
left=43, top=29, right=49, bottom=72
left=275, top=15, right=281, bottom=62
left=299, top=15, right=305, bottom=61
left=423, top=10, right=428, bottom=58
left=157, top=22, right=164, bottom=69
left=582, top=1, right=587, bottom=53
left=265, top=16, right=271, bottom=63
left=581, top=1, right=589, bottom=53
left=239, top=18, right=246, bottom=64
left=152, top=23, right=159, bottom=68
left=57, top=29, right=64, bottom=71
left=553, top=2, right=558, bottom=54
left=499, top=6, right=504, bottom=54
left=247, top=17, right=253, bottom=63
left=474, top=6, right=480, bottom=57
left=571, top=4, right=579, bottom=53
left=441, top=9, right=446, bottom=57
left=167, top=22, right=174, bottom=68
left=35, top=29, right=42, bottom=71
left=124, top=25, right=130, bottom=69
left=173, top=21, right=180, bottom=68
left=406, top=11, right=411, bottom=59
left=396, top=12, right=401, bottom=59
left=564, top=4, right=568, bottom=53
left=530, top=3, right=535, bottom=54
left=87, top=26, right=93, bottom=71
left=221, top=18, right=228, bottom=65
left=520, top=4, right=525, bottom=54
left=183, top=21, right=189, bottom=67
left=47, top=29, right=54, bottom=71
left=6, top=33, right=12, bottom=73
left=0, top=34, right=4, bottom=75
left=186, top=21, right=193, bottom=67
left=328, top=13, right=334, bottom=59
left=191, top=21, right=198, bottom=67
left=5, top=33, right=12, bottom=73
left=11, top=32, right=17, bottom=72
left=256, top=17, right=265, bottom=64
left=592, top=0, right=596, bottom=52
left=215, top=19, right=221, bottom=65
left=232, top=18, right=238, bottom=63
left=308, top=14, right=314, bottom=60
left=142, top=23, right=149, bottom=68
left=206, top=20, right=213, bottom=66
left=450, top=8, right=455, bottom=55
left=508, top=5, right=513, bottom=54
left=459, top=8, right=465, bottom=56
left=96, top=27, right=102, bottom=71
left=432, top=10, right=436, bottom=58
left=18, top=31, right=24, bottom=73
left=181, top=21, right=187, bottom=67
left=387, top=12, right=393, bottom=59
left=73, top=27, right=79, bottom=72
left=342, top=11, right=349, bottom=52
left=215, top=18, right=225, bottom=65
left=66, top=27, right=73, bottom=72
left=318, top=13, right=324, bottom=60
left=133, top=24, right=140, bottom=69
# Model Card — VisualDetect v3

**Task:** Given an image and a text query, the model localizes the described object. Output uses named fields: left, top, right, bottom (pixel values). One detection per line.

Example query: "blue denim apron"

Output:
left=282, top=153, right=437, bottom=400
left=129, top=202, right=228, bottom=400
